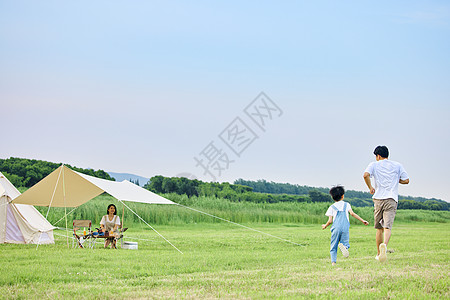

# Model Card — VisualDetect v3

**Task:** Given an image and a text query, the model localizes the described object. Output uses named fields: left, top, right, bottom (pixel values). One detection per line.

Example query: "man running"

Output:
left=363, top=146, right=409, bottom=262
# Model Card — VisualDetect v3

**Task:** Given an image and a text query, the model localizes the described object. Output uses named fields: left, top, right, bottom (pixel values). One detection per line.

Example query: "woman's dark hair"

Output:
left=106, top=204, right=117, bottom=215
left=374, top=145, right=389, bottom=158
left=329, top=185, right=345, bottom=201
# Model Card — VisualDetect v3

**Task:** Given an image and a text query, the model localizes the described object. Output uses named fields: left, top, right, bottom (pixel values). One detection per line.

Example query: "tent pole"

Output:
left=62, top=165, right=69, bottom=248
left=37, top=165, right=63, bottom=250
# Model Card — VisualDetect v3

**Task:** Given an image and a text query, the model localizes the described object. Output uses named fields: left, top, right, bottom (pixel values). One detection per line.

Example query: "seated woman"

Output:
left=100, top=204, right=121, bottom=249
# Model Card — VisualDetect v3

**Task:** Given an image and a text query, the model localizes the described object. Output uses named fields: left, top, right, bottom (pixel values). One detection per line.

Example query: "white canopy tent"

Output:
left=12, top=165, right=181, bottom=252
left=0, top=172, right=55, bottom=244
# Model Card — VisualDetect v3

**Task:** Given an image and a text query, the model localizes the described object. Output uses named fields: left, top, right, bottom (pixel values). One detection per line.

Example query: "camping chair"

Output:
left=72, top=220, right=94, bottom=249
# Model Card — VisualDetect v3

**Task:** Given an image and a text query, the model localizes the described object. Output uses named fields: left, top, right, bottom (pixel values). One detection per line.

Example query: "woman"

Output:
left=100, top=204, right=121, bottom=249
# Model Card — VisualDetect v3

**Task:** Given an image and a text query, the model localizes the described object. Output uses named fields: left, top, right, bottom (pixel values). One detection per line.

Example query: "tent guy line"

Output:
left=49, top=201, right=306, bottom=251
left=53, top=207, right=78, bottom=226
left=11, top=165, right=307, bottom=251
left=119, top=199, right=183, bottom=254
left=53, top=203, right=307, bottom=249
left=177, top=204, right=307, bottom=247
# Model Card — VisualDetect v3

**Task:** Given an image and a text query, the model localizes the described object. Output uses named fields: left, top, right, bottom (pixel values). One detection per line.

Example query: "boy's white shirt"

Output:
left=325, top=201, right=351, bottom=222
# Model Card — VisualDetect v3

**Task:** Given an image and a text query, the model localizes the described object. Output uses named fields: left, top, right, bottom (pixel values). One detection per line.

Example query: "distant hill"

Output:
left=108, top=172, right=150, bottom=187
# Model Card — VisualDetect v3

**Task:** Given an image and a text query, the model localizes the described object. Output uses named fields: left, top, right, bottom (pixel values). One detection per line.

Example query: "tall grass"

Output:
left=35, top=193, right=449, bottom=228
left=395, top=209, right=450, bottom=223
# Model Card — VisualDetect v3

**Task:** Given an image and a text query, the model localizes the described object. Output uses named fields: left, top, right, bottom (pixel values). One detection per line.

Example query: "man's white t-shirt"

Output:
left=325, top=201, right=351, bottom=222
left=364, top=159, right=409, bottom=202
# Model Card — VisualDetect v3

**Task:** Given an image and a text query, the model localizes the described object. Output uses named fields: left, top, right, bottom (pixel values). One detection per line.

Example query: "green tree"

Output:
left=2, top=172, right=24, bottom=187
left=308, top=189, right=330, bottom=202
left=145, top=175, right=164, bottom=193
left=161, top=177, right=177, bottom=194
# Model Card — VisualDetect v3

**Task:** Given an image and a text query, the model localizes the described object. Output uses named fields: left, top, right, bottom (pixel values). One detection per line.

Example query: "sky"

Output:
left=1, top=1, right=449, bottom=201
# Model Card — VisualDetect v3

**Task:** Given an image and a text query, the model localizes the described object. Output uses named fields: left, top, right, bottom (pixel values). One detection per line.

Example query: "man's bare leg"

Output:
left=383, top=228, right=392, bottom=246
left=376, top=228, right=384, bottom=255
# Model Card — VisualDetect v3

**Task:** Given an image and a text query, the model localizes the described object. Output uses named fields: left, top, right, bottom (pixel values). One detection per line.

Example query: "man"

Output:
left=363, top=146, right=409, bottom=263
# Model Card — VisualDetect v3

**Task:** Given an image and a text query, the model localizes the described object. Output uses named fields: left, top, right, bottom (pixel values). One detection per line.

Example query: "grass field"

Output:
left=1, top=221, right=448, bottom=299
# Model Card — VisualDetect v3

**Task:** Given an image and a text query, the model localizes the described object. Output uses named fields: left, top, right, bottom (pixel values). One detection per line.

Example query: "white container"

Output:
left=122, top=241, right=138, bottom=250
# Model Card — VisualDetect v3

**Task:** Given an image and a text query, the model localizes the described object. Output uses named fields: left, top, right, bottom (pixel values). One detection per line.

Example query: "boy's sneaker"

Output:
left=338, top=243, right=349, bottom=258
left=375, top=255, right=379, bottom=261
left=378, top=243, right=387, bottom=263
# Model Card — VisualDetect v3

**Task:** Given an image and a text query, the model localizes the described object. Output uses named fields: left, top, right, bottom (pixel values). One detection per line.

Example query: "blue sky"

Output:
left=1, top=1, right=449, bottom=201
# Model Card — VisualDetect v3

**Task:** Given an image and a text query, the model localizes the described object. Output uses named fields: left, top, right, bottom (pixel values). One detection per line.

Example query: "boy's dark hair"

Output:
left=329, top=185, right=345, bottom=201
left=373, top=145, right=389, bottom=158
left=106, top=204, right=117, bottom=215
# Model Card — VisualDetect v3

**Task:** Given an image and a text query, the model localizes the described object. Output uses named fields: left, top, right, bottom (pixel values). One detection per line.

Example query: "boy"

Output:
left=322, top=185, right=369, bottom=265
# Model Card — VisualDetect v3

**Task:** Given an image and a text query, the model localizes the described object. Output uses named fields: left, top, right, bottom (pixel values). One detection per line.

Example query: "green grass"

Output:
left=1, top=222, right=448, bottom=299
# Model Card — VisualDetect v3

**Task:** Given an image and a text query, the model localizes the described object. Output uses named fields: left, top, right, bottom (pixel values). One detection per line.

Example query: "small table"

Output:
left=92, top=233, right=122, bottom=248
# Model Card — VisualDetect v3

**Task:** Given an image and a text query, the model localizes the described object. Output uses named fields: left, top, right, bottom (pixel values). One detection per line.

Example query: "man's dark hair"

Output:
left=329, top=185, right=345, bottom=201
left=374, top=145, right=389, bottom=158
left=106, top=204, right=117, bottom=215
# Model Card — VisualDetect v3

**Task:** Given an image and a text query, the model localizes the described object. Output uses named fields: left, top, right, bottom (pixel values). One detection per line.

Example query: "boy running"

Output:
left=322, top=185, right=369, bottom=265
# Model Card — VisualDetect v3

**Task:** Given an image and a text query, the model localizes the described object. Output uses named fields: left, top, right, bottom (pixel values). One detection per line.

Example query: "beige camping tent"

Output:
left=12, top=165, right=175, bottom=207
left=11, top=165, right=180, bottom=251
left=0, top=172, right=55, bottom=244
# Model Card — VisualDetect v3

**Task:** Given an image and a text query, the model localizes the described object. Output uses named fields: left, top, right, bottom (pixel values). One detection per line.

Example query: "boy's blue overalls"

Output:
left=330, top=202, right=350, bottom=263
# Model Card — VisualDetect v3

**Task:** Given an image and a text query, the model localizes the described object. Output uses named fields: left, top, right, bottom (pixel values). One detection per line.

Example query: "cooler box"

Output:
left=122, top=241, right=138, bottom=250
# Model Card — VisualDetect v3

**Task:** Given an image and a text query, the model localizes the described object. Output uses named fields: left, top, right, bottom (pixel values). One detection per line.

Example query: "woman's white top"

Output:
left=100, top=215, right=121, bottom=232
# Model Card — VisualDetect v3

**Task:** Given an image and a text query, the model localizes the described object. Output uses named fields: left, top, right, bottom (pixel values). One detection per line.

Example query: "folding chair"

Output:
left=72, top=220, right=93, bottom=248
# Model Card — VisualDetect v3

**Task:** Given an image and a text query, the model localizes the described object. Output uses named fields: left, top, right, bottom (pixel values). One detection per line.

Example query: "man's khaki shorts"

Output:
left=373, top=198, right=398, bottom=229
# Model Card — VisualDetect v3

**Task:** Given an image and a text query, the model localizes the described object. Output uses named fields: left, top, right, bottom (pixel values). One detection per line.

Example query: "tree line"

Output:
left=144, top=176, right=448, bottom=210
left=1, top=157, right=447, bottom=210
left=234, top=179, right=448, bottom=210
left=144, top=175, right=310, bottom=203
left=0, top=157, right=114, bottom=188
